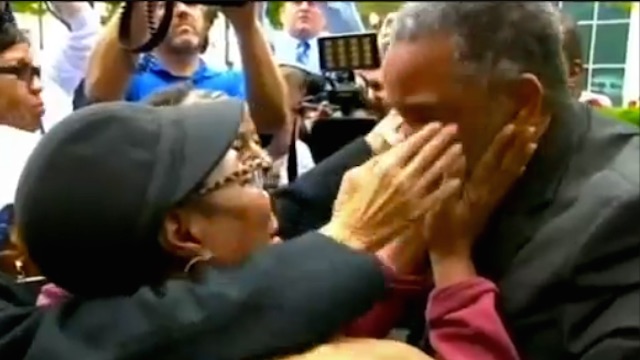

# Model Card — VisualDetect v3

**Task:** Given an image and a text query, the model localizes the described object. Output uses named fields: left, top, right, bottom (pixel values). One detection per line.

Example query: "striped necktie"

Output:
left=296, top=41, right=311, bottom=66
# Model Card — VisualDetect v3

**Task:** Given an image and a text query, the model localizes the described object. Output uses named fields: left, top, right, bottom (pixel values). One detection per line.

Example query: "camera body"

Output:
left=313, top=32, right=381, bottom=120
left=301, top=32, right=383, bottom=162
left=118, top=1, right=247, bottom=53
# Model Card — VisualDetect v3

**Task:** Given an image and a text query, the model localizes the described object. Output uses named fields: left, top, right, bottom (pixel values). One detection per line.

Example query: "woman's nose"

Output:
left=30, top=75, right=43, bottom=95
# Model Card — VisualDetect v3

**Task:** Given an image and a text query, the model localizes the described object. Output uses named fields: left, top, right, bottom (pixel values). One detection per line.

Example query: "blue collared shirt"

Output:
left=125, top=55, right=246, bottom=102
left=259, top=2, right=364, bottom=74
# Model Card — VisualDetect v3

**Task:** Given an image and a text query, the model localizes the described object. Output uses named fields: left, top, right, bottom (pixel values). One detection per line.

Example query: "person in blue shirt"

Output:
left=259, top=2, right=365, bottom=74
left=85, top=2, right=287, bottom=133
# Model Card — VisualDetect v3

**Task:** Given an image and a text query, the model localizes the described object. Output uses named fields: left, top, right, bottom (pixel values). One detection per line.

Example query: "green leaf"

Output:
left=599, top=107, right=640, bottom=127
left=11, top=1, right=46, bottom=16
left=357, top=2, right=403, bottom=27
left=266, top=1, right=284, bottom=29
left=102, top=1, right=123, bottom=24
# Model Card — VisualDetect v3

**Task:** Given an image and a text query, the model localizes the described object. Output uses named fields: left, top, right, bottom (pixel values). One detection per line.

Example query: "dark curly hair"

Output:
left=0, top=22, right=29, bottom=54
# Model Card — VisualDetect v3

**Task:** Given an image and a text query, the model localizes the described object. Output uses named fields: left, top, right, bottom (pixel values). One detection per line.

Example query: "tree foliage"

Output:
left=600, top=107, right=640, bottom=127
left=10, top=1, right=45, bottom=16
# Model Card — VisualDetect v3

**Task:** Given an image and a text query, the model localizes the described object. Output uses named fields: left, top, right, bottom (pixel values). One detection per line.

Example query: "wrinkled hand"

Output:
left=364, top=110, right=405, bottom=155
left=321, top=123, right=464, bottom=252
left=424, top=108, right=546, bottom=262
left=220, top=1, right=258, bottom=28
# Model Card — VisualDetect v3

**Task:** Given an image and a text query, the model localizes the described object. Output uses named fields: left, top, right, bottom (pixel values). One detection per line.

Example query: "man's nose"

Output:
left=299, top=1, right=313, bottom=10
left=174, top=2, right=190, bottom=17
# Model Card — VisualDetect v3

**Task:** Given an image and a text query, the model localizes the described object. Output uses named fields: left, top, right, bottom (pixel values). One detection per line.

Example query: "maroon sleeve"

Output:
left=343, top=261, right=430, bottom=338
left=427, top=277, right=520, bottom=360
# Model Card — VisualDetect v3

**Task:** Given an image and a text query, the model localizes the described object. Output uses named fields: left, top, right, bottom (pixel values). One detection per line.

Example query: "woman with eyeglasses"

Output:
left=0, top=21, right=44, bottom=282
left=0, top=3, right=99, bottom=278
left=0, top=22, right=43, bottom=131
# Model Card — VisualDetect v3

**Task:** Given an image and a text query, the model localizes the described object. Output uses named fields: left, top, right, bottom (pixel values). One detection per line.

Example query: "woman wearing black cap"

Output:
left=1, top=86, right=464, bottom=359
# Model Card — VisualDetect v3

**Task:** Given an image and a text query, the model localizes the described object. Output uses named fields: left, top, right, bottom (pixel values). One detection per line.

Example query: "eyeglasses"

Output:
left=195, top=156, right=271, bottom=197
left=0, top=64, right=41, bottom=84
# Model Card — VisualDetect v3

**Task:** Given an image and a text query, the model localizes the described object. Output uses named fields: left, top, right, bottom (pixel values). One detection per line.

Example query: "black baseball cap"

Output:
left=14, top=100, right=243, bottom=297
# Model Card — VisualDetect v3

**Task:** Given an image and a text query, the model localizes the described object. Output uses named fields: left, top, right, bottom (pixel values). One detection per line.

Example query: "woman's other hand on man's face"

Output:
left=322, top=122, right=463, bottom=252
left=422, top=108, right=544, bottom=286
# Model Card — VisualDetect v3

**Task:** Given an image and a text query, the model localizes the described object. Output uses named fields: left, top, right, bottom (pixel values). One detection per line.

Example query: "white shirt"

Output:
left=1, top=6, right=100, bottom=206
left=0, top=126, right=40, bottom=207
left=278, top=140, right=316, bottom=186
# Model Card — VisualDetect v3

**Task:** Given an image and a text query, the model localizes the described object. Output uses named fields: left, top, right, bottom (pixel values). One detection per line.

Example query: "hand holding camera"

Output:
left=217, top=1, right=257, bottom=27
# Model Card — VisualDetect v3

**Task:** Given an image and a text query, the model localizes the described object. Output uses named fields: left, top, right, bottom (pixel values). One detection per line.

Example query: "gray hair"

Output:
left=392, top=2, right=570, bottom=107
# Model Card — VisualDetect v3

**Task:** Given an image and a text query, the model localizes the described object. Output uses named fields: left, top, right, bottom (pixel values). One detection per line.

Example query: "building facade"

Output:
left=555, top=1, right=639, bottom=106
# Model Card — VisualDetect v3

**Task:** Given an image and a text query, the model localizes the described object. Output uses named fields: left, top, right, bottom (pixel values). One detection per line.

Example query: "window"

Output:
left=590, top=67, right=625, bottom=105
left=592, top=23, right=630, bottom=64
left=562, top=2, right=595, bottom=22
left=576, top=24, right=593, bottom=63
left=558, top=2, right=632, bottom=105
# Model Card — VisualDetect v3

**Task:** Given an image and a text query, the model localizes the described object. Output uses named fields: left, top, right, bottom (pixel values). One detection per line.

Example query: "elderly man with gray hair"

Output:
left=374, top=2, right=639, bottom=359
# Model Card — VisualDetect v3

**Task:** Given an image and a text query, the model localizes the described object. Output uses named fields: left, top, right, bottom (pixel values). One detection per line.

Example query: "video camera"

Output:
left=314, top=32, right=381, bottom=119
left=118, top=1, right=247, bottom=53
left=302, top=32, right=382, bottom=163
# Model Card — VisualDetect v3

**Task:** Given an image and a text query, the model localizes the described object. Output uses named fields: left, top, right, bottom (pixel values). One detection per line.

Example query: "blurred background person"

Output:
left=356, top=68, right=388, bottom=120
left=260, top=1, right=364, bottom=73
left=0, top=23, right=41, bottom=132
left=355, top=12, right=397, bottom=120
left=0, top=22, right=43, bottom=280
left=378, top=11, right=396, bottom=56
left=1, top=3, right=99, bottom=278
left=559, top=13, right=612, bottom=107
left=2, top=1, right=100, bottom=130
left=0, top=1, right=14, bottom=25
left=85, top=1, right=287, bottom=134
left=265, top=64, right=316, bottom=188
left=368, top=12, right=381, bottom=32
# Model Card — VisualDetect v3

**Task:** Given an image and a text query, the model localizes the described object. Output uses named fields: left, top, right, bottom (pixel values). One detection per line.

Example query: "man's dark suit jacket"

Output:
left=0, top=140, right=384, bottom=360
left=473, top=101, right=639, bottom=359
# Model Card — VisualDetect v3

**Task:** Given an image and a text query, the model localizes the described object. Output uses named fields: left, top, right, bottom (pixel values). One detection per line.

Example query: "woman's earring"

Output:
left=184, top=249, right=214, bottom=273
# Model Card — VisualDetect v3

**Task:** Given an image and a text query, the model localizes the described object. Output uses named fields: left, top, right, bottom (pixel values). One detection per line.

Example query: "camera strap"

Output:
left=286, top=116, right=299, bottom=183
left=118, top=2, right=175, bottom=54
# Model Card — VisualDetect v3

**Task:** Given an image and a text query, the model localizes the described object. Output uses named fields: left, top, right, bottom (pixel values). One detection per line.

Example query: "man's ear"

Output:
left=160, top=209, right=204, bottom=260
left=509, top=73, right=544, bottom=117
